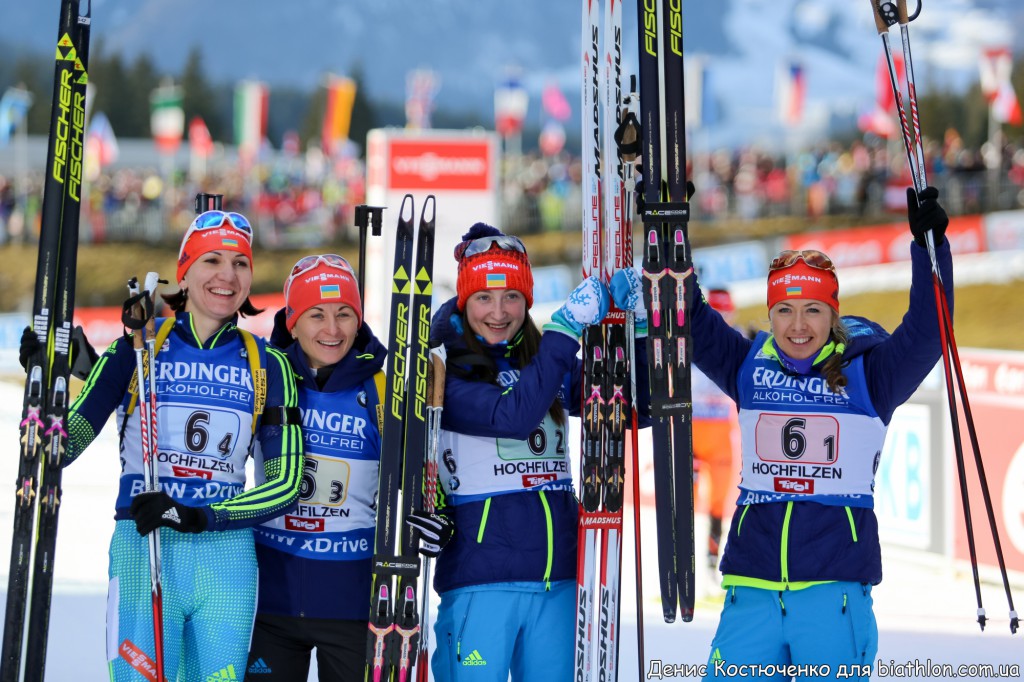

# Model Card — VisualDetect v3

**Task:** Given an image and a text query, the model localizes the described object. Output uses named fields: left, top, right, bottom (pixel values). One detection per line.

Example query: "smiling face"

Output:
left=769, top=298, right=835, bottom=360
left=180, top=250, right=252, bottom=328
left=292, top=303, right=360, bottom=369
left=464, top=289, right=527, bottom=345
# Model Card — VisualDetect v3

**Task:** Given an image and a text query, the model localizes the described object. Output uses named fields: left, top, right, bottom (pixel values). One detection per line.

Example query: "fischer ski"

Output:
left=365, top=194, right=437, bottom=682
left=635, top=0, right=697, bottom=623
left=2, top=2, right=91, bottom=679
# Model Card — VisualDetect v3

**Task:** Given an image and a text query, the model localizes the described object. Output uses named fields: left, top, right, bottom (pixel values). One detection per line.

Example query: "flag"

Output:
left=323, top=75, right=357, bottom=154
left=980, top=48, right=1013, bottom=103
left=405, top=69, right=439, bottom=130
left=542, top=82, right=571, bottom=122
left=150, top=83, right=184, bottom=154
left=876, top=52, right=905, bottom=114
left=494, top=74, right=528, bottom=137
left=992, top=82, right=1023, bottom=126
left=0, top=87, right=34, bottom=146
left=189, top=116, right=213, bottom=159
left=86, top=111, right=118, bottom=166
left=235, top=80, right=269, bottom=159
left=685, top=57, right=716, bottom=130
left=776, top=60, right=805, bottom=127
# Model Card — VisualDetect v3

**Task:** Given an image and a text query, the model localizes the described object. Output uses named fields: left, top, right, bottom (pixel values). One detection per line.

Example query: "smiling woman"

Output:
left=59, top=208, right=303, bottom=682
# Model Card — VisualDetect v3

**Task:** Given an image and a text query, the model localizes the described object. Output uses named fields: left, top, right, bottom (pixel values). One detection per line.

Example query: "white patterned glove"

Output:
left=543, top=276, right=609, bottom=339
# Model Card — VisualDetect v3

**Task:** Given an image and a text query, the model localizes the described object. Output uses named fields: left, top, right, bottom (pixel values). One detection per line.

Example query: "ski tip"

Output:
left=680, top=607, right=695, bottom=623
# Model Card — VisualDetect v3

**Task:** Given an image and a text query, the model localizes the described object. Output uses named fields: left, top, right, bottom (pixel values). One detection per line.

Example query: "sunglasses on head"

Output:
left=454, top=235, right=527, bottom=261
left=285, top=254, right=356, bottom=299
left=769, top=249, right=835, bottom=273
left=180, top=210, right=254, bottom=257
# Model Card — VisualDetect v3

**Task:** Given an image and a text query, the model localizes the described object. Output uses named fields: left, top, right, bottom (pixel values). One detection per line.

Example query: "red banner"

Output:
left=950, top=350, right=1024, bottom=573
left=781, top=215, right=987, bottom=268
left=387, top=139, right=492, bottom=191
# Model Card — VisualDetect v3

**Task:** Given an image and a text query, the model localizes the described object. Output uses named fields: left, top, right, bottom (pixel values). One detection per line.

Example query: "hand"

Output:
left=130, top=491, right=208, bottom=535
left=609, top=267, right=645, bottom=314
left=907, top=186, right=948, bottom=248
left=18, top=327, right=41, bottom=371
left=404, top=509, right=454, bottom=558
left=70, top=325, right=100, bottom=380
left=543, top=276, right=609, bottom=339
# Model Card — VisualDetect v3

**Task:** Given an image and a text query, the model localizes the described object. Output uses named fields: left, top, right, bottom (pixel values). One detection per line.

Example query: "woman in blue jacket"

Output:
left=428, top=223, right=646, bottom=682
left=246, top=254, right=449, bottom=681
left=65, top=210, right=304, bottom=682
left=694, top=188, right=953, bottom=680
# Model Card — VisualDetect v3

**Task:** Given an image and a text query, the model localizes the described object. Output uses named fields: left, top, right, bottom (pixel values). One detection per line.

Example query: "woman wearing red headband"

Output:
left=426, top=222, right=648, bottom=681
left=245, top=254, right=450, bottom=680
left=691, top=188, right=953, bottom=680
left=62, top=210, right=303, bottom=682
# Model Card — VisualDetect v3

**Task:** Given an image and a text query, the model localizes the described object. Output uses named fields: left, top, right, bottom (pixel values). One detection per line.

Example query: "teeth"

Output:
left=211, top=288, right=234, bottom=296
left=318, top=340, right=341, bottom=347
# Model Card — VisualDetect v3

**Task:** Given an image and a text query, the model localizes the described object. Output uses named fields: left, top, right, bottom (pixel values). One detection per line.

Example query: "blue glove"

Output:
left=610, top=267, right=648, bottom=338
left=544, top=276, right=609, bottom=339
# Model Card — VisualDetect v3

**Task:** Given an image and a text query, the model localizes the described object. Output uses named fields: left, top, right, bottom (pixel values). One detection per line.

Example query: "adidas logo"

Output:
left=247, top=658, right=272, bottom=674
left=462, top=650, right=487, bottom=666
left=162, top=507, right=181, bottom=524
left=206, top=664, right=238, bottom=681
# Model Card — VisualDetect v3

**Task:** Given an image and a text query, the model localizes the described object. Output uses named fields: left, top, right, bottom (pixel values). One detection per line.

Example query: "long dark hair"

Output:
left=161, top=289, right=263, bottom=317
left=452, top=311, right=566, bottom=427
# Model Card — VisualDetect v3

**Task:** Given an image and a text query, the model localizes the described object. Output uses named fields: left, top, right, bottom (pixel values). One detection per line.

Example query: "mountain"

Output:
left=2, top=0, right=1020, bottom=146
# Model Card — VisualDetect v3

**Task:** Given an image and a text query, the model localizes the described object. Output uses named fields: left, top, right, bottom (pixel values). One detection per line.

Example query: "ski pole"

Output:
left=416, top=346, right=446, bottom=682
left=354, top=205, right=384, bottom=303
left=870, top=0, right=1018, bottom=634
left=124, top=277, right=166, bottom=678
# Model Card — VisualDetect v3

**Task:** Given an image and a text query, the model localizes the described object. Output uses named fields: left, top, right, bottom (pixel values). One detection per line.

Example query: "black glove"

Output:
left=907, top=186, right=948, bottom=248
left=18, top=327, right=41, bottom=371
left=70, top=325, right=100, bottom=380
left=404, top=510, right=454, bottom=558
left=130, top=491, right=208, bottom=535
left=19, top=325, right=99, bottom=380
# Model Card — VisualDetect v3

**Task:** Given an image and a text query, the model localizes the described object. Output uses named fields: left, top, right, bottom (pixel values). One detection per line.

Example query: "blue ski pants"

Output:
left=431, top=580, right=575, bottom=682
left=105, top=520, right=257, bottom=682
left=703, top=582, right=878, bottom=682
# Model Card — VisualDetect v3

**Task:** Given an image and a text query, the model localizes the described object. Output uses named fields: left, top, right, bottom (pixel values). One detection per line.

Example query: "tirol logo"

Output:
left=522, top=473, right=556, bottom=488
left=774, top=477, right=814, bottom=494
left=388, top=140, right=492, bottom=191
left=285, top=516, right=325, bottom=532
left=171, top=466, right=212, bottom=480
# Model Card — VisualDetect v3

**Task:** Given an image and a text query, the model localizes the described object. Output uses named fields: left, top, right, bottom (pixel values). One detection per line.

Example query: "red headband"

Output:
left=766, top=261, right=839, bottom=311
left=177, top=226, right=254, bottom=283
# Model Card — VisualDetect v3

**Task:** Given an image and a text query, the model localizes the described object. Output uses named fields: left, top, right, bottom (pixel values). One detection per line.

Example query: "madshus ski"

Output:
left=365, top=194, right=436, bottom=682
left=2, top=2, right=90, bottom=680
left=635, top=0, right=696, bottom=623
left=575, top=1, right=632, bottom=681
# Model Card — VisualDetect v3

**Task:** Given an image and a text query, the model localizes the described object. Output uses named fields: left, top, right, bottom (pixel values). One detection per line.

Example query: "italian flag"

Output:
left=150, top=84, right=184, bottom=154
left=234, top=80, right=269, bottom=159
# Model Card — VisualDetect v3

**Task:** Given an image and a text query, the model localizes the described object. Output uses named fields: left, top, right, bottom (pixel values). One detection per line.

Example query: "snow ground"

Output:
left=0, top=377, right=1019, bottom=681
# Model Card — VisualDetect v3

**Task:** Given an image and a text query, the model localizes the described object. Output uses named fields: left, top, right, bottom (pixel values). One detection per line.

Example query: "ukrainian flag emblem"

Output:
left=486, top=273, right=506, bottom=288
left=786, top=286, right=802, bottom=296
left=222, top=238, right=239, bottom=247
left=320, top=284, right=341, bottom=298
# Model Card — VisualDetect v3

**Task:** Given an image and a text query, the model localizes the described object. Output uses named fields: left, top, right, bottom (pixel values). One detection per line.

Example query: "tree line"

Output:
left=0, top=39, right=486, bottom=152
left=1, top=38, right=1021, bottom=153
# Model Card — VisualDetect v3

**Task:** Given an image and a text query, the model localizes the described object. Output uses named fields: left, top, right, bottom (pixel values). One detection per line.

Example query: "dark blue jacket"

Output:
left=255, top=308, right=387, bottom=620
left=693, top=241, right=953, bottom=586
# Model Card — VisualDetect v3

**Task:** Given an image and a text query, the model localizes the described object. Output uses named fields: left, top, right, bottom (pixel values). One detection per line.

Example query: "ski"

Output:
left=392, top=195, right=435, bottom=681
left=575, top=2, right=631, bottom=680
left=635, top=0, right=696, bottom=623
left=364, top=194, right=436, bottom=682
left=2, top=2, right=90, bottom=679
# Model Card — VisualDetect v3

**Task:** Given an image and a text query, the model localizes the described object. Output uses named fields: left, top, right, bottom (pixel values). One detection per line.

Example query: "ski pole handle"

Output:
left=194, top=193, right=223, bottom=214
left=870, top=0, right=895, bottom=33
